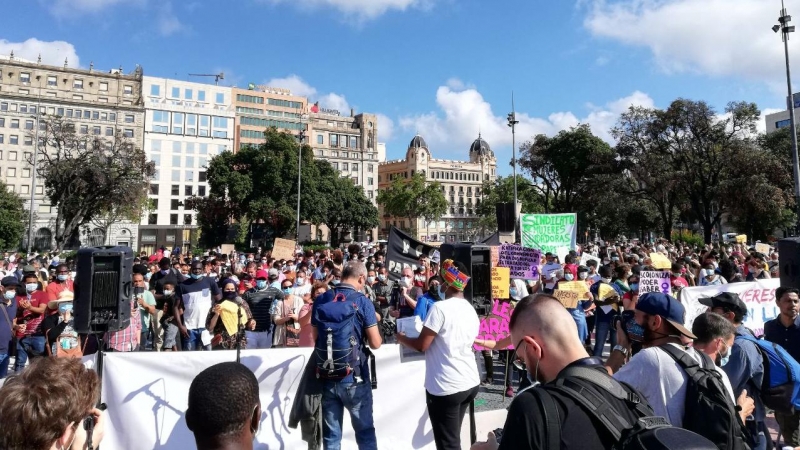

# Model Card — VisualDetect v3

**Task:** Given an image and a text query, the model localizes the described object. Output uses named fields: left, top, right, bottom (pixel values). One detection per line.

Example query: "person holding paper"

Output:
left=589, top=266, right=622, bottom=358
left=396, top=259, right=480, bottom=450
left=206, top=279, right=255, bottom=350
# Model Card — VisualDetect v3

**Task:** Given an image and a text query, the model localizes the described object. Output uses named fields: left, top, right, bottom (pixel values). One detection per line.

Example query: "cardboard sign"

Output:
left=491, top=267, right=510, bottom=299
left=639, top=271, right=672, bottom=295
left=497, top=244, right=541, bottom=280
left=598, top=283, right=618, bottom=300
left=473, top=299, right=514, bottom=350
left=558, top=280, right=590, bottom=295
left=649, top=253, right=672, bottom=270
left=736, top=234, right=747, bottom=244
left=520, top=213, right=577, bottom=254
left=555, top=290, right=580, bottom=309
left=490, top=246, right=500, bottom=268
left=580, top=253, right=601, bottom=267
left=272, top=238, right=296, bottom=261
left=755, top=243, right=771, bottom=255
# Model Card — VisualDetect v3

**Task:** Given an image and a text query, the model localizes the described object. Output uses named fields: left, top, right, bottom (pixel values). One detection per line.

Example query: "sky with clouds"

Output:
left=2, top=0, right=796, bottom=175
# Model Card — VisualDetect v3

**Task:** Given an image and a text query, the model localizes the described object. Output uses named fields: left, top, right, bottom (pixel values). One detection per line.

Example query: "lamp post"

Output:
left=27, top=113, right=40, bottom=254
left=775, top=0, right=800, bottom=235
left=507, top=93, right=520, bottom=242
left=296, top=113, right=309, bottom=241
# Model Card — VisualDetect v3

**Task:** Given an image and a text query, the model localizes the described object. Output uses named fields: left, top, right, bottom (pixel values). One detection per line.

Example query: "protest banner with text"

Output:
left=520, top=213, right=577, bottom=254
left=639, top=271, right=672, bottom=295
left=473, top=299, right=514, bottom=350
left=491, top=267, right=510, bottom=299
left=497, top=243, right=541, bottom=280
left=386, top=226, right=437, bottom=281
left=271, top=238, right=296, bottom=261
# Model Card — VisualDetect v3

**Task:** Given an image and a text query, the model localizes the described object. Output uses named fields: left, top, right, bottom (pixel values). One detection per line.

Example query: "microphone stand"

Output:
left=236, top=302, right=243, bottom=363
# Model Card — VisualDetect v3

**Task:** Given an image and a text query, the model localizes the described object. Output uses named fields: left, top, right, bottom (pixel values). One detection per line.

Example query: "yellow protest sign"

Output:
left=736, top=235, right=747, bottom=244
left=558, top=281, right=590, bottom=295
left=491, top=267, right=510, bottom=299
left=554, top=290, right=580, bottom=309
left=598, top=283, right=619, bottom=300
left=649, top=253, right=672, bottom=270
left=220, top=300, right=248, bottom=336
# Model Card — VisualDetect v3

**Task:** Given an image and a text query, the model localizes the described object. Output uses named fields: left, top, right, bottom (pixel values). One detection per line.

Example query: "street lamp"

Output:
left=27, top=113, right=41, bottom=255
left=507, top=93, right=520, bottom=242
left=296, top=113, right=309, bottom=241
left=774, top=0, right=800, bottom=234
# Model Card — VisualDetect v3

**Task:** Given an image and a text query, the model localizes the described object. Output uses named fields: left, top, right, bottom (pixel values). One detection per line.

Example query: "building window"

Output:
left=199, top=116, right=210, bottom=137
left=185, top=170, right=194, bottom=181
left=9, top=136, right=17, bottom=145
left=776, top=119, right=792, bottom=129
left=6, top=168, right=15, bottom=177
left=317, top=134, right=324, bottom=144
left=152, top=110, right=169, bottom=133
left=22, top=168, right=30, bottom=178
left=332, top=162, right=339, bottom=170
left=172, top=113, right=184, bottom=134
left=73, top=94, right=83, bottom=100
left=184, top=88, right=193, bottom=100
left=170, top=214, right=178, bottom=225
left=342, top=163, right=349, bottom=171
left=93, top=126, right=101, bottom=135
left=172, top=170, right=180, bottom=182
left=184, top=185, right=193, bottom=196
left=20, top=72, right=30, bottom=83
left=148, top=214, right=158, bottom=225
left=80, top=125, right=88, bottom=134
left=150, top=184, right=159, bottom=195
left=74, top=79, right=84, bottom=89
left=46, top=75, right=56, bottom=86
left=173, top=141, right=181, bottom=153
left=198, top=90, right=206, bottom=102
left=10, top=119, right=18, bottom=129
left=172, top=155, right=181, bottom=167
left=216, top=92, right=225, bottom=104
left=330, top=134, right=338, bottom=147
left=24, top=120, right=33, bottom=130
left=20, top=185, right=29, bottom=194
left=198, top=171, right=206, bottom=182
left=125, top=114, right=135, bottom=123
left=124, top=85, right=133, bottom=95
left=368, top=177, right=373, bottom=186
left=350, top=136, right=357, bottom=148
left=171, top=184, right=180, bottom=195
left=183, top=214, right=192, bottom=225
left=100, top=82, right=109, bottom=92
left=105, top=126, right=114, bottom=136
left=171, top=87, right=180, bottom=98
left=186, top=114, right=197, bottom=135
left=150, top=85, right=160, bottom=96
left=0, top=135, right=3, bottom=144
left=123, top=129, right=134, bottom=138
left=171, top=199, right=180, bottom=210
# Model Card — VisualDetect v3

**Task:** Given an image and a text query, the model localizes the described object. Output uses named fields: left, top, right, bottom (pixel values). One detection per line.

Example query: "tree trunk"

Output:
left=703, top=219, right=713, bottom=244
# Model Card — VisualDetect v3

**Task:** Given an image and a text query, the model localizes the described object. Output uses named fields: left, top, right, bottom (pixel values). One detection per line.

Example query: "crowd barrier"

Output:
left=681, top=278, right=780, bottom=336
left=100, top=344, right=484, bottom=450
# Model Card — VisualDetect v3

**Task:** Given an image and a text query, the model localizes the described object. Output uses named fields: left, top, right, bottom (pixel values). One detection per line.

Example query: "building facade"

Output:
left=378, top=135, right=497, bottom=242
left=232, top=85, right=307, bottom=151
left=138, top=76, right=234, bottom=254
left=0, top=54, right=145, bottom=250
left=765, top=96, right=798, bottom=133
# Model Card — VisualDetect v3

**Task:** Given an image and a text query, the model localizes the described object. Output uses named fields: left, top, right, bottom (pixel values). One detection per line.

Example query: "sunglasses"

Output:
left=512, top=338, right=528, bottom=371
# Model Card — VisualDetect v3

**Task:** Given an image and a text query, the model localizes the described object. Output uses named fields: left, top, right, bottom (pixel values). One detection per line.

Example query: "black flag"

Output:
left=385, top=226, right=438, bottom=281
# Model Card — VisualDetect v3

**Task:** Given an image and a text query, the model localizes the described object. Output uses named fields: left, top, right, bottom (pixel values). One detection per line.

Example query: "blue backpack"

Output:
left=313, top=289, right=363, bottom=380
left=736, top=334, right=800, bottom=413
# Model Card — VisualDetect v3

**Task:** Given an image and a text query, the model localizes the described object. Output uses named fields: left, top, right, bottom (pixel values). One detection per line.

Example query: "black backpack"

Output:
left=658, top=345, right=751, bottom=450
left=537, top=365, right=720, bottom=450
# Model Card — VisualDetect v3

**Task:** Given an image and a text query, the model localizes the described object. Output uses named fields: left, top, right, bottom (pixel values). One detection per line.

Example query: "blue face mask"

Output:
left=256, top=280, right=267, bottom=290
left=626, top=319, right=646, bottom=342
left=332, top=280, right=341, bottom=285
left=58, top=302, right=73, bottom=314
left=719, top=342, right=731, bottom=367
left=510, top=287, right=518, bottom=298
left=630, top=283, right=639, bottom=292
left=3, top=290, right=15, bottom=300
left=190, top=273, right=203, bottom=280
left=438, top=285, right=447, bottom=299
left=283, top=288, right=292, bottom=295
left=57, top=274, right=69, bottom=282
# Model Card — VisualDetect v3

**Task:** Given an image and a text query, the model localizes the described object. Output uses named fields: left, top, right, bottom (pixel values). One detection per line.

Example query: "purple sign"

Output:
left=498, top=243, right=541, bottom=279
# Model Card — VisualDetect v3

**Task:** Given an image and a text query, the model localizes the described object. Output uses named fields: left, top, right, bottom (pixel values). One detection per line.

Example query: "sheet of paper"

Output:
left=600, top=305, right=613, bottom=314
left=220, top=300, right=248, bottom=336
left=397, top=316, right=425, bottom=363
left=200, top=329, right=212, bottom=346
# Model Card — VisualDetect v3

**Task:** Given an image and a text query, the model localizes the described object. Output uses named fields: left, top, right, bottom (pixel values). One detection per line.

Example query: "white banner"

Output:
left=101, top=345, right=436, bottom=450
left=680, top=279, right=780, bottom=337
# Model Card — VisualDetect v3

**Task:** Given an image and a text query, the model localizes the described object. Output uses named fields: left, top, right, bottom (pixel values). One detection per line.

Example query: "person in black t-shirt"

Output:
left=471, top=294, right=647, bottom=450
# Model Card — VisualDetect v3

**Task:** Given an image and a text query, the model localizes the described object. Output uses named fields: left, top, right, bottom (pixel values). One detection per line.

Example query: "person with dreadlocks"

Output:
left=396, top=259, right=480, bottom=450
left=186, top=362, right=262, bottom=450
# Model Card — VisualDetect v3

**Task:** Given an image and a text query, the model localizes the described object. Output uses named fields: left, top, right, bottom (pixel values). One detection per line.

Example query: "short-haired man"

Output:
left=174, top=261, right=222, bottom=351
left=186, top=362, right=262, bottom=450
left=764, top=286, right=800, bottom=446
left=312, top=261, right=381, bottom=450
left=243, top=269, right=284, bottom=349
left=132, top=272, right=157, bottom=351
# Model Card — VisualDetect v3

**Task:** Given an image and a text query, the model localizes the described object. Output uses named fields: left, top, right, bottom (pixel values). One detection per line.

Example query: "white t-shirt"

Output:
left=541, top=262, right=562, bottom=289
left=423, top=297, right=480, bottom=396
left=293, top=284, right=312, bottom=298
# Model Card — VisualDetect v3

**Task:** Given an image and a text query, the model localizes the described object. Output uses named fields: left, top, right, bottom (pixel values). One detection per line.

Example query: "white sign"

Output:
left=556, top=246, right=570, bottom=265
left=680, top=278, right=780, bottom=337
left=639, top=271, right=672, bottom=295
left=396, top=316, right=425, bottom=363
left=101, top=346, right=435, bottom=449
left=580, top=253, right=601, bottom=267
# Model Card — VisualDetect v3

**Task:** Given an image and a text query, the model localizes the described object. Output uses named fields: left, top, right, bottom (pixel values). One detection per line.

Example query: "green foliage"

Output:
left=0, top=180, right=26, bottom=250
left=671, top=230, right=705, bottom=248
left=376, top=173, right=447, bottom=234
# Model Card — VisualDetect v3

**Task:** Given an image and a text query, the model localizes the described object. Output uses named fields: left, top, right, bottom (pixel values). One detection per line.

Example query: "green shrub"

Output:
left=671, top=230, right=705, bottom=248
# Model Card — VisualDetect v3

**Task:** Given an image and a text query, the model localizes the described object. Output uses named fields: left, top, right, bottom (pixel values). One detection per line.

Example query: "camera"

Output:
left=613, top=310, right=644, bottom=342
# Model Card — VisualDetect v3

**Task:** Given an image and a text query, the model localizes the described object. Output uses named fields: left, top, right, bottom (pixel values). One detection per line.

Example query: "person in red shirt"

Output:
left=14, top=273, right=49, bottom=371
left=45, top=264, right=74, bottom=302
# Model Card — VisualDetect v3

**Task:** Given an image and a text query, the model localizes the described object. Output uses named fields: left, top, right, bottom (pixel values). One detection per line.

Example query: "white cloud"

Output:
left=398, top=83, right=654, bottom=158
left=0, top=38, right=81, bottom=67
left=48, top=0, right=145, bottom=18
left=583, top=0, right=786, bottom=88
left=157, top=2, right=188, bottom=36
left=318, top=93, right=351, bottom=113
left=376, top=113, right=395, bottom=141
left=758, top=108, right=784, bottom=133
left=264, top=75, right=318, bottom=98
left=263, top=0, right=432, bottom=21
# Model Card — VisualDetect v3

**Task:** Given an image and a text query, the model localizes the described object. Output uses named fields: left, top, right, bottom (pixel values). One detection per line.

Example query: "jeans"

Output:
left=15, top=335, right=46, bottom=371
left=426, top=386, right=479, bottom=450
left=593, top=309, right=618, bottom=357
left=181, top=328, right=211, bottom=351
left=321, top=380, right=377, bottom=450
left=245, top=330, right=273, bottom=349
left=776, top=410, right=800, bottom=446
left=746, top=419, right=773, bottom=450
left=0, top=353, right=9, bottom=378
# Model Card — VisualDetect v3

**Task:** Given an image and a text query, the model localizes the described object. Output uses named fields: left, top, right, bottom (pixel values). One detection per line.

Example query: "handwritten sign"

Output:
left=498, top=244, right=541, bottom=279
left=490, top=246, right=500, bottom=268
left=598, top=283, right=618, bottom=300
left=639, top=271, right=672, bottom=295
left=491, top=267, right=510, bottom=299
left=580, top=253, right=601, bottom=267
left=559, top=281, right=590, bottom=295
left=272, top=238, right=297, bottom=261
left=755, top=243, right=770, bottom=255
left=520, top=213, right=577, bottom=254
left=555, top=290, right=580, bottom=309
left=649, top=253, right=672, bottom=270
left=473, top=299, right=514, bottom=350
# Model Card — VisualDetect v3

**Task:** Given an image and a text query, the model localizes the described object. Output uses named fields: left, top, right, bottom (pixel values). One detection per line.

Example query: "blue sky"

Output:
left=1, top=0, right=794, bottom=175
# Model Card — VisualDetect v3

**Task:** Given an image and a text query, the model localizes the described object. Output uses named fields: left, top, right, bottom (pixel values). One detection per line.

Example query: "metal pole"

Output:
left=508, top=93, right=520, bottom=243
left=781, top=0, right=800, bottom=235
left=27, top=114, right=39, bottom=254
left=296, top=130, right=303, bottom=241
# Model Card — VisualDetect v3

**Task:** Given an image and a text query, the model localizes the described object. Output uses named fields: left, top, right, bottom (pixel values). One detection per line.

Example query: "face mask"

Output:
left=57, top=274, right=69, bottom=282
left=672, top=272, right=682, bottom=278
left=510, top=287, right=518, bottom=298
left=59, top=302, right=73, bottom=314
left=161, top=269, right=169, bottom=275
left=438, top=284, right=447, bottom=299
left=377, top=274, right=386, bottom=282
left=719, top=342, right=731, bottom=367
left=190, top=273, right=203, bottom=280
left=603, top=260, right=611, bottom=265
left=630, top=283, right=639, bottom=292
left=283, top=288, right=292, bottom=295
left=601, top=277, right=611, bottom=284
left=256, top=280, right=267, bottom=290
left=579, top=272, right=588, bottom=280
left=3, top=290, right=15, bottom=300
left=332, top=280, right=341, bottom=286
left=611, top=257, right=620, bottom=262
left=367, top=276, right=375, bottom=284
left=223, top=291, right=237, bottom=300
left=626, top=319, right=646, bottom=342
left=144, top=273, right=152, bottom=281
left=25, top=283, right=37, bottom=293
left=564, top=273, right=574, bottom=281
left=296, top=278, right=306, bottom=286
left=163, top=290, right=173, bottom=297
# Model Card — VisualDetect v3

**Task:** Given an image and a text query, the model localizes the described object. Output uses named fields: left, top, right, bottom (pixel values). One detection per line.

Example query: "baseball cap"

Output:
left=268, top=268, right=279, bottom=279
left=699, top=292, right=747, bottom=316
left=636, top=292, right=697, bottom=339
left=1, top=276, right=19, bottom=287
left=255, top=269, right=269, bottom=280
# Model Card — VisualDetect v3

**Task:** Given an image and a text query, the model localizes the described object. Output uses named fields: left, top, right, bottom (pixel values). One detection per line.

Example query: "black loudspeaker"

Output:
left=74, top=246, right=134, bottom=334
left=496, top=203, right=516, bottom=233
left=779, top=238, right=800, bottom=290
left=440, top=243, right=492, bottom=314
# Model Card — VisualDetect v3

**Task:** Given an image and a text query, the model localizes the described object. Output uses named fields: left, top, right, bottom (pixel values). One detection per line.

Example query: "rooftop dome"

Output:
left=409, top=135, right=428, bottom=149
left=469, top=134, right=493, bottom=156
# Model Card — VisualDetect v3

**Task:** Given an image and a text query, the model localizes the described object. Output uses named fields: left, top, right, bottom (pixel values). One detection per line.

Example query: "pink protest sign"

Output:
left=473, top=298, right=514, bottom=350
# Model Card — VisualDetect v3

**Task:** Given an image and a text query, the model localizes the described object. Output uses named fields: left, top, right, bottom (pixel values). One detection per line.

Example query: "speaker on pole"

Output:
left=496, top=203, right=516, bottom=233
left=440, top=243, right=492, bottom=314
left=778, top=238, right=800, bottom=290
left=73, top=246, right=134, bottom=334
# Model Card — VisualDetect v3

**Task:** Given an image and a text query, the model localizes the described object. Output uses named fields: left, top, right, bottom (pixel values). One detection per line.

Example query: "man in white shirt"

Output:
left=540, top=252, right=562, bottom=294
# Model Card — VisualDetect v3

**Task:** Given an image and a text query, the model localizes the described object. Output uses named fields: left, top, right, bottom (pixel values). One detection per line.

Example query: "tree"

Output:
left=320, top=162, right=379, bottom=246
left=475, top=175, right=544, bottom=234
left=89, top=194, right=151, bottom=246
left=32, top=115, right=154, bottom=250
left=376, top=173, right=447, bottom=235
left=518, top=124, right=619, bottom=214
left=0, top=180, right=27, bottom=250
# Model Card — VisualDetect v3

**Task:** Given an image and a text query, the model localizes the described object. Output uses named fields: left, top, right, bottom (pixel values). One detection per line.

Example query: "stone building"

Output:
left=378, top=134, right=497, bottom=242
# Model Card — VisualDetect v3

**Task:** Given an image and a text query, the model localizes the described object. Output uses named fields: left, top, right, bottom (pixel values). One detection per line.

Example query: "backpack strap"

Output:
left=529, top=388, right=561, bottom=450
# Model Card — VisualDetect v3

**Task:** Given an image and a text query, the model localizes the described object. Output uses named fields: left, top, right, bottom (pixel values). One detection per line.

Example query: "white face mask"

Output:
left=601, top=277, right=612, bottom=284
left=564, top=273, right=574, bottom=281
left=579, top=272, right=588, bottom=280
